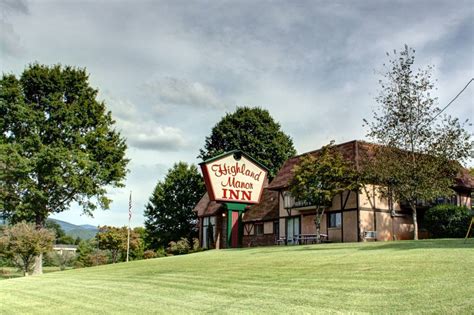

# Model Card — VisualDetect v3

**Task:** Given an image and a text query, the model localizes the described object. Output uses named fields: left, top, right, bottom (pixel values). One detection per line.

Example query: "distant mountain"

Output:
left=48, top=219, right=98, bottom=240
left=80, top=224, right=99, bottom=231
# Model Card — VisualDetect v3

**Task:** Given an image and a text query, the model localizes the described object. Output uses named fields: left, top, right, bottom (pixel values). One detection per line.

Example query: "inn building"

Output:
left=193, top=140, right=474, bottom=248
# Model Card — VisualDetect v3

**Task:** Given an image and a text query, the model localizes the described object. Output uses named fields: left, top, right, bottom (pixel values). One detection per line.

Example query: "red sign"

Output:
left=200, top=151, right=268, bottom=204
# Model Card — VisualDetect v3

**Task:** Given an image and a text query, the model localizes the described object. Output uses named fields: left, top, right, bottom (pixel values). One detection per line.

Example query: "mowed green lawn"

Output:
left=1, top=240, right=473, bottom=314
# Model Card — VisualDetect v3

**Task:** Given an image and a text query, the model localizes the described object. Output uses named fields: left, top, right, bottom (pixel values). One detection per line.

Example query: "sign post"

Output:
left=200, top=151, right=268, bottom=248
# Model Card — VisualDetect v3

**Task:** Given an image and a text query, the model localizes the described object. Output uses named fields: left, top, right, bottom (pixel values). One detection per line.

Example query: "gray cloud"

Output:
left=0, top=0, right=28, bottom=57
left=0, top=0, right=29, bottom=14
left=127, top=125, right=186, bottom=151
left=144, top=77, right=224, bottom=109
left=5, top=0, right=472, bottom=227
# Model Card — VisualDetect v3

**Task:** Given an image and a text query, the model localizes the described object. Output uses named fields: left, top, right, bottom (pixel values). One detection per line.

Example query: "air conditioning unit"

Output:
left=364, top=231, right=377, bottom=239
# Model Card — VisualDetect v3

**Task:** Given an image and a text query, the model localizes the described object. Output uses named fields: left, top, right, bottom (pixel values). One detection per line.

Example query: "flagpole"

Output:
left=127, top=190, right=131, bottom=262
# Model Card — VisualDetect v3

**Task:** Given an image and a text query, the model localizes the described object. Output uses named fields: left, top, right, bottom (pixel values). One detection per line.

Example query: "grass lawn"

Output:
left=1, top=239, right=473, bottom=314
left=0, top=266, right=68, bottom=280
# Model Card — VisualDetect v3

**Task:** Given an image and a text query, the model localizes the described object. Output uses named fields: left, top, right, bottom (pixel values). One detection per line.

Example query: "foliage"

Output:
left=0, top=222, right=54, bottom=275
left=129, top=227, right=145, bottom=260
left=289, top=142, right=359, bottom=242
left=45, top=219, right=76, bottom=244
left=198, top=106, right=296, bottom=178
left=363, top=46, right=471, bottom=239
left=144, top=162, right=205, bottom=249
left=192, top=238, right=201, bottom=252
left=45, top=251, right=76, bottom=270
left=424, top=205, right=471, bottom=238
left=96, top=226, right=141, bottom=263
left=83, top=250, right=109, bottom=267
left=75, top=239, right=96, bottom=266
left=45, top=219, right=66, bottom=240
left=0, top=63, right=129, bottom=228
left=143, top=250, right=156, bottom=259
left=166, top=238, right=191, bottom=255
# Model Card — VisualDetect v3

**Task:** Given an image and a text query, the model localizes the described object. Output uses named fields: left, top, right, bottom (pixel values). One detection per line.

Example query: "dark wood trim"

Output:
left=373, top=208, right=377, bottom=236
left=326, top=208, right=358, bottom=213
left=326, top=211, right=329, bottom=238
left=356, top=191, right=360, bottom=242
left=341, top=209, right=344, bottom=242
left=359, top=207, right=411, bottom=214
left=342, top=191, right=351, bottom=210
left=243, top=218, right=279, bottom=223
left=244, top=222, right=254, bottom=236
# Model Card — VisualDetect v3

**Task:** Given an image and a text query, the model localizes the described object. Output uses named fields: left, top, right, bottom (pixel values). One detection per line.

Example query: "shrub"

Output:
left=45, top=251, right=76, bottom=270
left=84, top=250, right=109, bottom=266
left=167, top=238, right=190, bottom=255
left=192, top=238, right=202, bottom=252
left=143, top=250, right=156, bottom=259
left=0, top=222, right=55, bottom=275
left=155, top=247, right=167, bottom=258
left=424, top=205, right=471, bottom=238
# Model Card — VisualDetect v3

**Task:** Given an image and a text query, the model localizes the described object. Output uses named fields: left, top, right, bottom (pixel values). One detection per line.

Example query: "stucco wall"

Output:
left=343, top=211, right=358, bottom=242
left=264, top=221, right=273, bottom=234
left=342, top=190, right=357, bottom=209
left=393, top=215, right=414, bottom=240
left=301, top=214, right=315, bottom=234
left=328, top=228, right=342, bottom=242
left=243, top=223, right=253, bottom=236
left=359, top=210, right=375, bottom=233
left=279, top=218, right=286, bottom=238
left=376, top=212, right=392, bottom=241
left=359, top=184, right=401, bottom=211
left=459, top=192, right=471, bottom=207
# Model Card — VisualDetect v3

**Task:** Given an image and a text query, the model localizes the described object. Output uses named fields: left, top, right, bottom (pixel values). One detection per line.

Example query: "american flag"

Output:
left=128, top=191, right=132, bottom=222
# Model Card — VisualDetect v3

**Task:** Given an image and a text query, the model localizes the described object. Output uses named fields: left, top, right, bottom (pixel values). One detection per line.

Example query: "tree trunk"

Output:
left=314, top=208, right=325, bottom=243
left=411, top=204, right=419, bottom=240
left=32, top=254, right=43, bottom=275
left=32, top=214, right=45, bottom=275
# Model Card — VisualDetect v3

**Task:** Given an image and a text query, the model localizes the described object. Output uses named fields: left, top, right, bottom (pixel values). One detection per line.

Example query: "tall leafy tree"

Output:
left=1, top=64, right=128, bottom=226
left=364, top=46, right=471, bottom=239
left=144, top=162, right=205, bottom=249
left=199, top=107, right=296, bottom=178
left=289, top=142, right=359, bottom=242
left=0, top=63, right=129, bottom=272
left=96, top=226, right=140, bottom=263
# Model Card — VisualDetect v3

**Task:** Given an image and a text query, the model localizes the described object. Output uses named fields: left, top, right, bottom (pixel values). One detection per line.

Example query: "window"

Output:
left=202, top=216, right=216, bottom=249
left=255, top=223, right=264, bottom=236
left=273, top=221, right=279, bottom=236
left=434, top=195, right=458, bottom=206
left=286, top=217, right=300, bottom=244
left=329, top=212, right=341, bottom=228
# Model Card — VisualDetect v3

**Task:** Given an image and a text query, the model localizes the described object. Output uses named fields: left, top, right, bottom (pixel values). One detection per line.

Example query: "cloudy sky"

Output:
left=1, top=0, right=473, bottom=227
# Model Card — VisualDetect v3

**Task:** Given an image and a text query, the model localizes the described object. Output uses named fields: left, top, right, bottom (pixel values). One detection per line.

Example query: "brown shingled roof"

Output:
left=267, top=139, right=473, bottom=191
left=193, top=192, right=223, bottom=216
left=454, top=167, right=474, bottom=190
left=267, top=140, right=365, bottom=190
left=242, top=189, right=279, bottom=222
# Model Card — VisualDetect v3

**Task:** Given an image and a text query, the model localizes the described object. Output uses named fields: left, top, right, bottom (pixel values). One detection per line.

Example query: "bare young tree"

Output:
left=364, top=45, right=471, bottom=239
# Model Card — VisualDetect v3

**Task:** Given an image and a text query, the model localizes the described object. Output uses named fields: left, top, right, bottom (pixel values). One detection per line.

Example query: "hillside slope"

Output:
left=49, top=218, right=98, bottom=240
left=1, top=240, right=473, bottom=314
